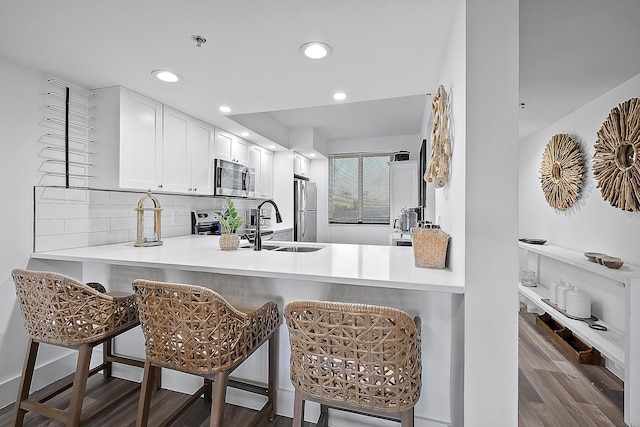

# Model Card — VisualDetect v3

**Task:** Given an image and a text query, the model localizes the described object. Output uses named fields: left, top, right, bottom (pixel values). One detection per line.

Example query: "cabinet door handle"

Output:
left=158, top=184, right=163, bottom=189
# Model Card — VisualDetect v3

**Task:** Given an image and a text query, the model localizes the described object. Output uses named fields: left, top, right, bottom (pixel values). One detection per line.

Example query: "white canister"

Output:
left=566, top=287, right=591, bottom=319
left=556, top=283, right=572, bottom=310
left=549, top=279, right=564, bottom=304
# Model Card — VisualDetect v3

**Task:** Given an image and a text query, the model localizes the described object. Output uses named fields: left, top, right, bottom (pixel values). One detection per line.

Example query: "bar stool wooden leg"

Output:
left=292, top=390, right=305, bottom=427
left=136, top=360, right=157, bottom=427
left=102, top=339, right=112, bottom=379
left=67, top=344, right=92, bottom=426
left=209, top=371, right=229, bottom=427
left=268, top=331, right=278, bottom=421
left=13, top=339, right=39, bottom=427
left=400, top=408, right=414, bottom=427
left=317, top=404, right=329, bottom=427
left=204, top=379, right=213, bottom=402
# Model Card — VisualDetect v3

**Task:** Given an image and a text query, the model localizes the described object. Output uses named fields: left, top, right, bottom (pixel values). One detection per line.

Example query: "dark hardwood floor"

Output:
left=0, top=308, right=625, bottom=426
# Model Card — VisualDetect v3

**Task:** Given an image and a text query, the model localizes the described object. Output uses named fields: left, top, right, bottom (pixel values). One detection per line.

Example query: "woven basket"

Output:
left=411, top=226, right=449, bottom=269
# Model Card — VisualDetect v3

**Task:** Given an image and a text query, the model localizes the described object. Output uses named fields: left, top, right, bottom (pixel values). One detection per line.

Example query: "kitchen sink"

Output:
left=239, top=244, right=324, bottom=252
left=273, top=246, right=323, bottom=252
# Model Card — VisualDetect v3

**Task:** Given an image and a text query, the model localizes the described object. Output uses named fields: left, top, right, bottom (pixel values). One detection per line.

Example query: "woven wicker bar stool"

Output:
left=132, top=279, right=280, bottom=427
left=284, top=300, right=422, bottom=427
left=11, top=268, right=142, bottom=427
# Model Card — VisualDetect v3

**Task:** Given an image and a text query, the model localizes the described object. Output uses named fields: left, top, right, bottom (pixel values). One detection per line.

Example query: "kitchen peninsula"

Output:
left=30, top=235, right=464, bottom=427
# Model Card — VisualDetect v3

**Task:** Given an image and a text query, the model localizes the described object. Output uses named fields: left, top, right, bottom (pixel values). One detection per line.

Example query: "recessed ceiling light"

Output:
left=219, top=106, right=232, bottom=113
left=309, top=153, right=316, bottom=158
left=240, top=132, right=250, bottom=137
left=300, top=41, right=332, bottom=59
left=333, top=92, right=346, bottom=101
left=151, top=70, right=182, bottom=83
left=268, top=144, right=276, bottom=149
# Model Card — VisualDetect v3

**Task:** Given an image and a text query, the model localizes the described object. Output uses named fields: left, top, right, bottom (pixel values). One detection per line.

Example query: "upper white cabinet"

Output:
left=93, top=86, right=163, bottom=191
left=162, top=107, right=215, bottom=194
left=188, top=119, right=215, bottom=194
left=294, top=152, right=310, bottom=178
left=161, top=106, right=189, bottom=192
left=92, top=86, right=215, bottom=195
left=250, top=146, right=274, bottom=199
left=214, top=129, right=250, bottom=164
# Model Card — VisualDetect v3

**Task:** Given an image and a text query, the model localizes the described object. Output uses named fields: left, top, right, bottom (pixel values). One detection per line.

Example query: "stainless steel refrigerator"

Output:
left=294, top=179, right=317, bottom=242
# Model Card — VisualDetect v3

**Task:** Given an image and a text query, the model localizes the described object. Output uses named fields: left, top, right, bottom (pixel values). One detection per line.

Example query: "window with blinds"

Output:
left=329, top=152, right=392, bottom=224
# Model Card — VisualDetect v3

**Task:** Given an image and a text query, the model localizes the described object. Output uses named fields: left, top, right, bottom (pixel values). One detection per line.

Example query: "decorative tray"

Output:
left=541, top=298, right=606, bottom=330
left=519, top=238, right=547, bottom=245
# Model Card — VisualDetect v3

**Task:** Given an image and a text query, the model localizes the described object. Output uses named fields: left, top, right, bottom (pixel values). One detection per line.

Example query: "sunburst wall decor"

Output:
left=539, top=133, right=585, bottom=211
left=593, top=97, right=640, bottom=212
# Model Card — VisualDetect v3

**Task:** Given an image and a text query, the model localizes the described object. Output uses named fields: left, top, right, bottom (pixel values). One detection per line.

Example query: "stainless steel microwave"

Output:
left=214, top=159, right=255, bottom=198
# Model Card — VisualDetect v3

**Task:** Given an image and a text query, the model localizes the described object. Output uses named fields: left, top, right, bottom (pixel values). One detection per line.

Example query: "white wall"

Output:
left=321, top=134, right=421, bottom=245
left=520, top=71, right=640, bottom=265
left=0, top=59, right=81, bottom=407
left=433, top=0, right=520, bottom=425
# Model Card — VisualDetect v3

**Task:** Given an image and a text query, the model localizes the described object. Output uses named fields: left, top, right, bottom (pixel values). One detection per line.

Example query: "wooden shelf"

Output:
left=518, top=242, right=640, bottom=287
left=519, top=283, right=625, bottom=368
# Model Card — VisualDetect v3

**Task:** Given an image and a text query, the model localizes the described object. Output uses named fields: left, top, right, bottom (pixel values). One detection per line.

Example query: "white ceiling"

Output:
left=1, top=1, right=639, bottom=147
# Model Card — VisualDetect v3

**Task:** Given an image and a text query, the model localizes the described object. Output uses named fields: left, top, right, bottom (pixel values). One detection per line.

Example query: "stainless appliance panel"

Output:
left=214, top=159, right=255, bottom=198
left=303, top=210, right=317, bottom=242
left=294, top=178, right=317, bottom=242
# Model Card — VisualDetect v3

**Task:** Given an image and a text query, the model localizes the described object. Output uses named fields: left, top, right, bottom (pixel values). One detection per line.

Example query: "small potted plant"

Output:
left=214, top=197, right=245, bottom=250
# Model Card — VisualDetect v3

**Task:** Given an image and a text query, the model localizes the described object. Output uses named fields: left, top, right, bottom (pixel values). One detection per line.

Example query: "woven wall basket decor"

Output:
left=593, top=97, right=640, bottom=212
left=539, top=133, right=585, bottom=211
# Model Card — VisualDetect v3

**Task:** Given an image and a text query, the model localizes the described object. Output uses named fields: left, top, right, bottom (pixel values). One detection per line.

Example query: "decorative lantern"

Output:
left=135, top=191, right=163, bottom=247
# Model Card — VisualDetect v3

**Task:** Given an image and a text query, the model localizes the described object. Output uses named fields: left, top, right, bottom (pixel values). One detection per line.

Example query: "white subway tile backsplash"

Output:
left=36, top=219, right=65, bottom=236
left=109, top=191, right=145, bottom=206
left=36, top=233, right=90, bottom=252
left=89, top=190, right=110, bottom=205
left=89, top=230, right=131, bottom=246
left=34, top=187, right=229, bottom=252
left=110, top=217, right=137, bottom=231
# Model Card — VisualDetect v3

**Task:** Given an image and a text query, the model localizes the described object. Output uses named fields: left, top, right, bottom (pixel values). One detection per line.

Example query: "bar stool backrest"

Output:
left=133, top=279, right=256, bottom=375
left=12, top=268, right=138, bottom=346
left=284, top=299, right=422, bottom=414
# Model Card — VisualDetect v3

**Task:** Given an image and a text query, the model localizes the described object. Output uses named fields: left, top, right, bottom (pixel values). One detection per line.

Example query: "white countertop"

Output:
left=32, top=235, right=464, bottom=293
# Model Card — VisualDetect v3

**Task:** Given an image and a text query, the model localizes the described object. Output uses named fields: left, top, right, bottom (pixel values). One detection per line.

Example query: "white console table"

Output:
left=518, top=242, right=640, bottom=427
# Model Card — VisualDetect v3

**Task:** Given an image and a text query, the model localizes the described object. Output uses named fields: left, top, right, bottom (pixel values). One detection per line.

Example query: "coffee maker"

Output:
left=393, top=207, right=420, bottom=233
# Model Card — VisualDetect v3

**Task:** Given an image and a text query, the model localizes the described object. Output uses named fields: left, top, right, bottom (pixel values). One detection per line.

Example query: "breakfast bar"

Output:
left=30, top=235, right=465, bottom=427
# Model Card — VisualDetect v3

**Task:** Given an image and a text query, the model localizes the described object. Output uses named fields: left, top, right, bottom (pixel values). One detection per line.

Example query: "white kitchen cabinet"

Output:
left=294, top=152, right=310, bottom=178
left=250, top=146, right=274, bottom=199
left=519, top=242, right=640, bottom=426
left=389, top=160, right=419, bottom=220
left=188, top=119, right=214, bottom=194
left=161, top=106, right=189, bottom=192
left=214, top=129, right=250, bottom=164
left=159, top=107, right=215, bottom=194
left=92, top=86, right=163, bottom=191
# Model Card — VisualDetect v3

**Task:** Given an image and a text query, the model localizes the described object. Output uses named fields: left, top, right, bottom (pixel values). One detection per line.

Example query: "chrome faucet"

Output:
left=254, top=200, right=283, bottom=251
